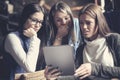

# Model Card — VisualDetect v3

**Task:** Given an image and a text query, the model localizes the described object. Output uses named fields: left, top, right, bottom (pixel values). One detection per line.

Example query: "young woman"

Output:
left=44, top=1, right=82, bottom=79
left=75, top=3, right=120, bottom=80
left=48, top=1, right=82, bottom=53
left=4, top=3, right=48, bottom=79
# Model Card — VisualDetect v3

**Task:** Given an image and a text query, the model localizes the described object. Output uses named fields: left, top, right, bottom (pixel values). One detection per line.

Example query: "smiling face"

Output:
left=24, top=12, right=44, bottom=32
left=54, top=11, right=71, bottom=29
left=79, top=14, right=98, bottom=41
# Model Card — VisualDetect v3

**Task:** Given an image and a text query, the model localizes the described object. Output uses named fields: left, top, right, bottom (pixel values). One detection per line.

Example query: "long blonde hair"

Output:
left=49, top=1, right=76, bottom=44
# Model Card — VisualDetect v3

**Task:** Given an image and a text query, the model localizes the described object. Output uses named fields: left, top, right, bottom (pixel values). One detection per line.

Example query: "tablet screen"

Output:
left=43, top=45, right=75, bottom=76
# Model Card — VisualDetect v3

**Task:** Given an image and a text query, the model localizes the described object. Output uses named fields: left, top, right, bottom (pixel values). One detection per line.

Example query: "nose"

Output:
left=34, top=23, right=41, bottom=29
left=35, top=22, right=42, bottom=27
left=61, top=19, right=67, bottom=24
left=82, top=24, right=87, bottom=29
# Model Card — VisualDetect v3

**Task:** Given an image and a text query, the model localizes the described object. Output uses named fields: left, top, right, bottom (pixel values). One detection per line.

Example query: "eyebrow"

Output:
left=55, top=15, right=70, bottom=19
left=32, top=17, right=43, bottom=21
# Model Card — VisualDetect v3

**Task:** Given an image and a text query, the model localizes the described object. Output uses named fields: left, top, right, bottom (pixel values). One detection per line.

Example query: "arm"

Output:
left=91, top=63, right=120, bottom=78
left=92, top=33, right=120, bottom=78
left=5, top=32, right=40, bottom=72
left=75, top=63, right=120, bottom=79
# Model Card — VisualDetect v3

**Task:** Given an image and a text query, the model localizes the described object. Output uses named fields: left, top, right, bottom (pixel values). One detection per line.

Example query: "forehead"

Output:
left=79, top=14, right=94, bottom=21
left=31, top=12, right=44, bottom=20
left=54, top=11, right=69, bottom=18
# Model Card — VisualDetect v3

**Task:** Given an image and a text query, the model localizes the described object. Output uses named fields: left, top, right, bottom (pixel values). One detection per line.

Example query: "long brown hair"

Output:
left=78, top=3, right=111, bottom=37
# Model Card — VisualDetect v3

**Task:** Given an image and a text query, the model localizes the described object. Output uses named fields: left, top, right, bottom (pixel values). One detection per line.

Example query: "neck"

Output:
left=86, top=34, right=98, bottom=41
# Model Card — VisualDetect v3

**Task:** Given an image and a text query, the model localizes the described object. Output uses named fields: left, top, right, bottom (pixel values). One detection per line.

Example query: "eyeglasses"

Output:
left=29, top=17, right=43, bottom=26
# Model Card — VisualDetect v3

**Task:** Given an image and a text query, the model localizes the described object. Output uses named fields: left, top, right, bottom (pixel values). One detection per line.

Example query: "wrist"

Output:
left=55, top=35, right=63, bottom=41
left=55, top=37, right=62, bottom=41
left=53, top=37, right=62, bottom=45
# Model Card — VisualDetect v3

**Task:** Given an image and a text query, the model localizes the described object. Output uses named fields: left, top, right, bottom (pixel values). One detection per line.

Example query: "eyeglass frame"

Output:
left=29, top=17, right=44, bottom=26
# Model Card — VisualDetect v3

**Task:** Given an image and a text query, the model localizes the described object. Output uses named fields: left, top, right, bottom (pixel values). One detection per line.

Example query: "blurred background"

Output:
left=1, top=0, right=119, bottom=33
left=1, top=0, right=119, bottom=32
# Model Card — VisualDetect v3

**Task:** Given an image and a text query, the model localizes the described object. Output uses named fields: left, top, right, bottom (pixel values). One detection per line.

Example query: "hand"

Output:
left=56, top=26, right=69, bottom=39
left=44, top=66, right=61, bottom=80
left=74, top=63, right=92, bottom=79
left=23, top=28, right=36, bottom=37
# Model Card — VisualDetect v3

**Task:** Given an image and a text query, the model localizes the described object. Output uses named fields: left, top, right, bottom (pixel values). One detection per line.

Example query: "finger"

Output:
left=51, top=71, right=61, bottom=77
left=44, top=66, right=49, bottom=74
left=49, top=77, right=57, bottom=80
left=44, top=65, right=53, bottom=75
left=45, top=66, right=59, bottom=74
left=75, top=68, right=88, bottom=77
left=80, top=73, right=90, bottom=79
left=49, top=68, right=60, bottom=75
left=23, top=30, right=29, bottom=36
left=27, top=28, right=31, bottom=32
left=75, top=64, right=89, bottom=77
left=75, top=64, right=86, bottom=72
left=45, top=65, right=53, bottom=73
left=75, top=65, right=86, bottom=73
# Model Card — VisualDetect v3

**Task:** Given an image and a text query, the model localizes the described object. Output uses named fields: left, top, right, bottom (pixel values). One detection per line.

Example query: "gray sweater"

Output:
left=75, top=33, right=120, bottom=80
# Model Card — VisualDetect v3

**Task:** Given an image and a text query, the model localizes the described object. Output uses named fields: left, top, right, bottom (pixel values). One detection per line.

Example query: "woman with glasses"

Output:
left=4, top=3, right=48, bottom=79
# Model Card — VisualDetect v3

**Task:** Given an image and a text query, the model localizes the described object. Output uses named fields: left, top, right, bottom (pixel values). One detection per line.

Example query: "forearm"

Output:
left=91, top=63, right=120, bottom=78
left=25, top=35, right=40, bottom=72
left=5, top=33, right=40, bottom=72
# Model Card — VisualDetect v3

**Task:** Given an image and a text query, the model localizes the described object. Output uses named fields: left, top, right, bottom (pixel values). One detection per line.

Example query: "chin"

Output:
left=84, top=34, right=89, bottom=38
left=84, top=35, right=91, bottom=39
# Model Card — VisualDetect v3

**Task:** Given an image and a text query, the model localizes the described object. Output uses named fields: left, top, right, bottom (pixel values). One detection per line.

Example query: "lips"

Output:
left=83, top=31, right=89, bottom=35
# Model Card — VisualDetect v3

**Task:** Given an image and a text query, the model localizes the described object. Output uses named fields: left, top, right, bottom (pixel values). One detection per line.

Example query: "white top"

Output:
left=69, top=18, right=82, bottom=56
left=5, top=31, right=40, bottom=72
left=83, top=36, right=114, bottom=67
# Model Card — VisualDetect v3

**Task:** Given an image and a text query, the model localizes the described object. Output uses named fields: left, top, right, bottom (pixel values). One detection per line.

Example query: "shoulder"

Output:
left=105, top=33, right=120, bottom=40
left=6, top=31, right=20, bottom=41
left=7, top=31, right=19, bottom=38
left=105, top=33, right=120, bottom=48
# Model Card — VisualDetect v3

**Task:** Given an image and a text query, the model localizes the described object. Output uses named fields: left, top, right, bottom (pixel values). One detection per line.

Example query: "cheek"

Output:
left=38, top=27, right=41, bottom=31
left=67, top=20, right=71, bottom=27
left=90, top=26, right=97, bottom=35
left=24, top=21, right=32, bottom=30
left=55, top=22, right=61, bottom=28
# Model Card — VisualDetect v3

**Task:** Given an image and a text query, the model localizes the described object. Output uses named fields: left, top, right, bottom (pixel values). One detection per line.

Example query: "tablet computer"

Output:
left=43, top=45, right=75, bottom=76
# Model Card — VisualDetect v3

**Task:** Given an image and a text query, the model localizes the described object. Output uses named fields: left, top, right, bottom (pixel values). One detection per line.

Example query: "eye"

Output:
left=29, top=17, right=37, bottom=22
left=65, top=17, right=70, bottom=20
left=86, top=21, right=92, bottom=26
left=32, top=19, right=37, bottom=22
left=55, top=19, right=61, bottom=22
left=39, top=20, right=44, bottom=24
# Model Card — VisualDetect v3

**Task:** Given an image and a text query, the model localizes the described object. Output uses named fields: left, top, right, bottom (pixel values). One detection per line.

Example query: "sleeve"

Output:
left=5, top=33, right=40, bottom=72
left=91, top=33, right=120, bottom=79
left=91, top=62, right=120, bottom=79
